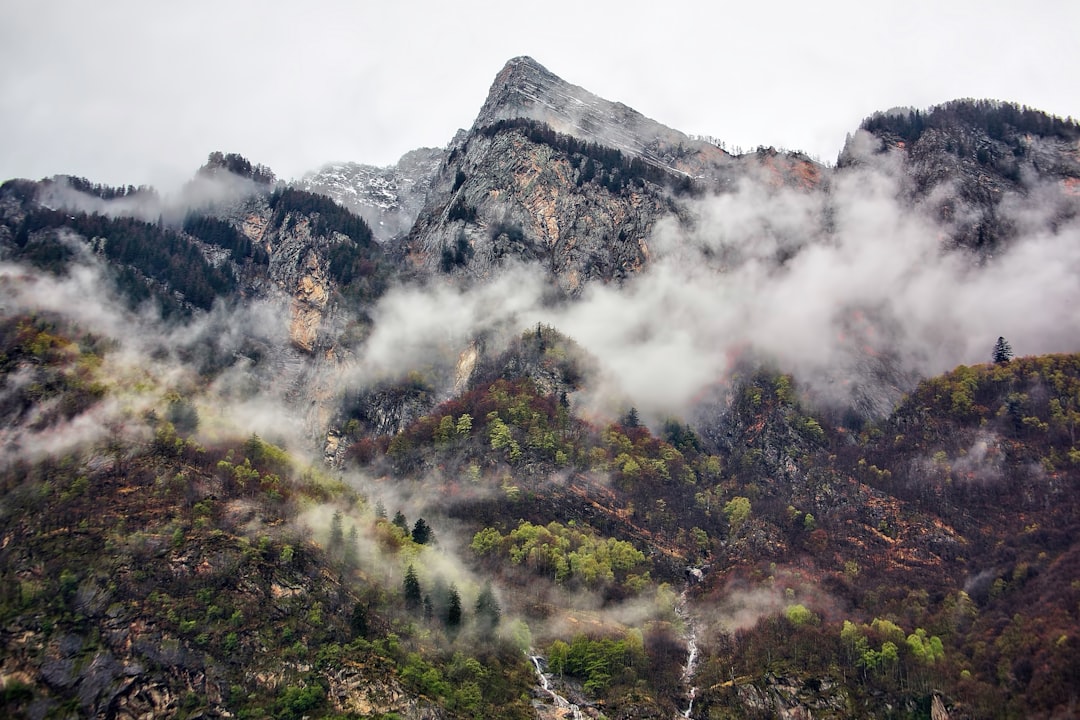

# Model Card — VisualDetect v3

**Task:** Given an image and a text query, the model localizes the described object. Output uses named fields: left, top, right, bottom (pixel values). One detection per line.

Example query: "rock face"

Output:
left=296, top=147, right=445, bottom=242
left=399, top=57, right=823, bottom=291
left=475, top=56, right=735, bottom=183
left=402, top=124, right=675, bottom=291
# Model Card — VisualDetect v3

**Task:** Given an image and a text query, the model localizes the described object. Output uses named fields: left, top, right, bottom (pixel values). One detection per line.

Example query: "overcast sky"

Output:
left=2, top=0, right=1078, bottom=192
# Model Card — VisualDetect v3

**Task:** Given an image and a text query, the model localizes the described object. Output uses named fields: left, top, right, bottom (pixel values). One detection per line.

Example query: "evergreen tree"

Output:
left=993, top=336, right=1014, bottom=364
left=411, top=518, right=432, bottom=545
left=445, top=584, right=462, bottom=628
left=392, top=511, right=409, bottom=533
left=475, top=582, right=501, bottom=635
left=329, top=510, right=344, bottom=554
left=403, top=565, right=422, bottom=609
left=343, top=525, right=359, bottom=570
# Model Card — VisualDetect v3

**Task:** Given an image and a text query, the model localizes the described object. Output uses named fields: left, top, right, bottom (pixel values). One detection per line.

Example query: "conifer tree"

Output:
left=403, top=565, right=422, bottom=609
left=475, top=582, right=501, bottom=635
left=411, top=518, right=432, bottom=545
left=445, top=584, right=462, bottom=628
left=329, top=510, right=344, bottom=555
left=343, top=526, right=359, bottom=570
left=993, top=336, right=1014, bottom=364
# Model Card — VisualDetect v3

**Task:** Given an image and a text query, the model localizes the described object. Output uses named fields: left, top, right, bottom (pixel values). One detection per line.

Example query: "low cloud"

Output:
left=350, top=147, right=1080, bottom=425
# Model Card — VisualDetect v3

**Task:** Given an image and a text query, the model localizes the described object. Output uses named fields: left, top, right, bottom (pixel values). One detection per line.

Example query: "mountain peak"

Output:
left=473, top=56, right=567, bottom=129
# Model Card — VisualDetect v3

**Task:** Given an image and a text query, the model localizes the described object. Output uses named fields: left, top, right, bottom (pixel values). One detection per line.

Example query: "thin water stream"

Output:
left=677, top=569, right=704, bottom=718
left=529, top=653, right=585, bottom=720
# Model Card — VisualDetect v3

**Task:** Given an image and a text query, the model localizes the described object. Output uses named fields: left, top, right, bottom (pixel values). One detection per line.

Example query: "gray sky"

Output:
left=2, top=0, right=1078, bottom=192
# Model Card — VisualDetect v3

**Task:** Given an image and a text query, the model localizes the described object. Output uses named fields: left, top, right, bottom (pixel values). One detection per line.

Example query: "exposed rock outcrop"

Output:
left=296, top=147, right=445, bottom=242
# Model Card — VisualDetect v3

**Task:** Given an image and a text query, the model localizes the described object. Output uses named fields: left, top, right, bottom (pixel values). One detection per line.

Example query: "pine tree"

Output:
left=411, top=518, right=432, bottom=545
left=993, top=336, right=1014, bottom=364
left=329, top=510, right=344, bottom=555
left=343, top=526, right=359, bottom=570
left=475, top=582, right=501, bottom=635
left=403, top=565, right=422, bottom=609
left=445, top=584, right=462, bottom=628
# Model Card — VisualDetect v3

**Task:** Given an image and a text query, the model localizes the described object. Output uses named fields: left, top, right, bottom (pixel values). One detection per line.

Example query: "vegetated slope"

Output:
left=341, top=330, right=1080, bottom=719
left=2, top=314, right=1079, bottom=718
left=691, top=354, right=1080, bottom=720
left=0, top=163, right=398, bottom=439
left=0, top=314, right=534, bottom=719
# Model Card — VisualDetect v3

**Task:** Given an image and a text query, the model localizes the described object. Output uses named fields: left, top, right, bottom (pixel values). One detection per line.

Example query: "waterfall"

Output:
left=529, top=653, right=585, bottom=720
left=677, top=568, right=705, bottom=718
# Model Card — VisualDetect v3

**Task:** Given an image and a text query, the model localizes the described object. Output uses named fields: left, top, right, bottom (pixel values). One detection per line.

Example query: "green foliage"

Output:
left=860, top=99, right=1080, bottom=146
left=723, top=496, right=752, bottom=532
left=447, top=198, right=478, bottom=224
left=993, top=336, right=1014, bottom=364
left=906, top=628, right=945, bottom=665
left=785, top=604, right=818, bottom=626
left=474, top=583, right=501, bottom=635
left=0, top=316, right=108, bottom=425
left=200, top=151, right=275, bottom=183
left=471, top=521, right=648, bottom=592
left=444, top=584, right=462, bottom=628
left=165, top=396, right=199, bottom=435
left=440, top=230, right=474, bottom=271
left=546, top=631, right=646, bottom=697
left=275, top=684, right=326, bottom=720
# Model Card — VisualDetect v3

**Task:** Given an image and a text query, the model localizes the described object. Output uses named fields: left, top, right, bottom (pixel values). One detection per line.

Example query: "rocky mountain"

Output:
left=399, top=57, right=822, bottom=291
left=2, top=56, right=1080, bottom=720
left=295, top=147, right=445, bottom=242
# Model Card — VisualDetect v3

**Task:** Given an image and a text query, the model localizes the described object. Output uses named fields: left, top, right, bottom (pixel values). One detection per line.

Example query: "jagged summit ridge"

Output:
left=473, top=56, right=732, bottom=181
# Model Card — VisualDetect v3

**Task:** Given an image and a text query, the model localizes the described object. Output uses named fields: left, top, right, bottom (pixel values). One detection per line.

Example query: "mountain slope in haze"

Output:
left=3, top=55, right=1080, bottom=720
left=847, top=99, right=1080, bottom=251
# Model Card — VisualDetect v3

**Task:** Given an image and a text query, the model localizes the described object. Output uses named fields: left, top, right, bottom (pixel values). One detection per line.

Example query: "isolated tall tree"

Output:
left=993, top=336, right=1014, bottom=364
